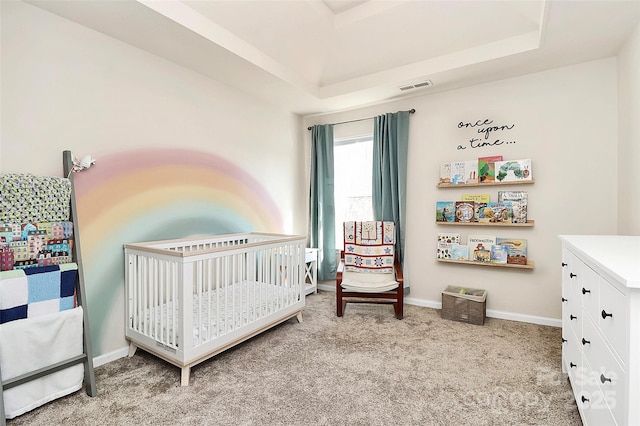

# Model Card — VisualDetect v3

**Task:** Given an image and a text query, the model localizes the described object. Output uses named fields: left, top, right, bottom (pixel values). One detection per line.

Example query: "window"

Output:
left=334, top=135, right=374, bottom=249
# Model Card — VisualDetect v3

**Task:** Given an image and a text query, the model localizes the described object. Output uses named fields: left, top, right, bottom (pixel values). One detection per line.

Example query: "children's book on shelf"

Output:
left=464, top=160, right=479, bottom=184
left=439, top=163, right=451, bottom=184
left=455, top=201, right=476, bottom=223
left=478, top=155, right=503, bottom=183
left=496, top=238, right=528, bottom=265
left=451, top=244, right=470, bottom=260
left=498, top=191, right=528, bottom=223
left=437, top=233, right=460, bottom=259
left=468, top=235, right=496, bottom=262
left=438, top=233, right=461, bottom=244
left=450, top=161, right=466, bottom=185
left=437, top=242, right=453, bottom=259
left=475, top=202, right=488, bottom=223
left=495, top=159, right=532, bottom=182
left=436, top=201, right=455, bottom=222
left=490, top=244, right=508, bottom=264
left=482, top=201, right=513, bottom=223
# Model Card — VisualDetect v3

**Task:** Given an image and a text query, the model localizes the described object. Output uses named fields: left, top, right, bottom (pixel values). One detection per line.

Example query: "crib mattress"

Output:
left=140, top=280, right=300, bottom=347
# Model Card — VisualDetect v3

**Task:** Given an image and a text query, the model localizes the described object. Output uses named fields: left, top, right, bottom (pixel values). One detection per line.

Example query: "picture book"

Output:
left=490, top=244, right=508, bottom=264
left=450, top=244, right=470, bottom=260
left=455, top=201, right=476, bottom=223
left=465, top=160, right=479, bottom=184
left=495, top=159, right=532, bottom=182
left=450, top=161, right=466, bottom=185
left=496, top=238, right=528, bottom=265
left=483, top=201, right=513, bottom=223
left=439, top=163, right=451, bottom=184
left=468, top=235, right=496, bottom=262
left=475, top=202, right=488, bottom=223
left=477, top=155, right=503, bottom=183
left=437, top=242, right=453, bottom=259
left=436, top=201, right=455, bottom=222
left=438, top=233, right=461, bottom=244
left=437, top=233, right=460, bottom=259
left=498, top=191, right=528, bottom=223
left=461, top=194, right=490, bottom=203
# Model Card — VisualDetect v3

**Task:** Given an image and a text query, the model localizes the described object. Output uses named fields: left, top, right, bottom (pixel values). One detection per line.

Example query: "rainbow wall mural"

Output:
left=73, top=148, right=284, bottom=354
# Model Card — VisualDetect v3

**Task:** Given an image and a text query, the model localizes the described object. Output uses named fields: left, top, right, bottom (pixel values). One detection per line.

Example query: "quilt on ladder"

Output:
left=0, top=263, right=77, bottom=324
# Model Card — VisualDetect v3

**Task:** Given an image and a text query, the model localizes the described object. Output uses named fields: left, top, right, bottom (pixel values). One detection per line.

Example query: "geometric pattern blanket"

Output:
left=1, top=173, right=72, bottom=223
left=0, top=263, right=77, bottom=324
left=344, top=221, right=395, bottom=273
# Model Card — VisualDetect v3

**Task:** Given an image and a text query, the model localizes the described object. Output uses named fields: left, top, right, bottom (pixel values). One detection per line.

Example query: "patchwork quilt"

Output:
left=343, top=221, right=395, bottom=273
left=0, top=263, right=77, bottom=324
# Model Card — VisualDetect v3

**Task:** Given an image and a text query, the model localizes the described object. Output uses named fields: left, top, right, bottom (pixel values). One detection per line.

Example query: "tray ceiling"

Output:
left=26, top=0, right=640, bottom=114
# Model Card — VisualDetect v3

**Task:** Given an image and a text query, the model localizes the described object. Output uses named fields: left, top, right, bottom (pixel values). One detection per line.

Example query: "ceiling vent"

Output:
left=399, top=80, right=433, bottom=91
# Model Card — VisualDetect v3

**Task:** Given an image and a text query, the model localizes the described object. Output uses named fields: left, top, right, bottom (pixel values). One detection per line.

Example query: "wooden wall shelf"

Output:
left=436, top=220, right=535, bottom=227
left=437, top=258, right=535, bottom=269
left=436, top=179, right=535, bottom=188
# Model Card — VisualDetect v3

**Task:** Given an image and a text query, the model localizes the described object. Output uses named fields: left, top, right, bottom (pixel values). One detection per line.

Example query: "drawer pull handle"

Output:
left=562, top=262, right=567, bottom=267
left=601, top=310, right=613, bottom=319
left=570, top=315, right=577, bottom=320
left=581, top=395, right=589, bottom=403
left=600, top=374, right=612, bottom=384
left=562, top=297, right=568, bottom=302
left=562, top=338, right=567, bottom=343
left=570, top=273, right=577, bottom=278
left=582, top=288, right=591, bottom=295
left=582, top=338, right=591, bottom=345
left=570, top=362, right=577, bottom=368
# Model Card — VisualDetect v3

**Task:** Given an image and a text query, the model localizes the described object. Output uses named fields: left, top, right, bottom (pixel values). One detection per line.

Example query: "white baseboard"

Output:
left=317, top=287, right=562, bottom=328
left=93, top=346, right=129, bottom=368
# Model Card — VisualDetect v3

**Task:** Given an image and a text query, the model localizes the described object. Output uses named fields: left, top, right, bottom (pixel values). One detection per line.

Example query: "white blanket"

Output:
left=1, top=307, right=84, bottom=419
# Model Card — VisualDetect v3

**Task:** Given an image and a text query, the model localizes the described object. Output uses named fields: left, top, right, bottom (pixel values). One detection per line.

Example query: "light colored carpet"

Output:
left=7, top=291, right=582, bottom=425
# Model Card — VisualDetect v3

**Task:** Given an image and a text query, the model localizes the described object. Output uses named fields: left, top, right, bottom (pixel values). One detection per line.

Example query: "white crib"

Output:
left=124, top=233, right=306, bottom=386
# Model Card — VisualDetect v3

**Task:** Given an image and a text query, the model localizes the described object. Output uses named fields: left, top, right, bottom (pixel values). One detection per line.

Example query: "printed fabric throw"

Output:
left=0, top=263, right=77, bottom=324
left=1, top=173, right=72, bottom=223
left=344, top=221, right=395, bottom=273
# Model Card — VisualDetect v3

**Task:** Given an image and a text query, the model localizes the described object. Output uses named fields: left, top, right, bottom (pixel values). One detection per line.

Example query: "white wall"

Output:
left=618, top=22, right=640, bottom=236
left=1, top=1, right=307, bottom=357
left=305, top=58, right=619, bottom=323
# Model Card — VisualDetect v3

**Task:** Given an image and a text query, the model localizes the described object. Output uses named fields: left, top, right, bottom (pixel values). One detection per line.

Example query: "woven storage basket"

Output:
left=441, top=285, right=487, bottom=325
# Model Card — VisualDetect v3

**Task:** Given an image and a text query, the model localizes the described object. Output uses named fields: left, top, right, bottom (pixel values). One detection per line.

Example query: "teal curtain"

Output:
left=372, top=111, right=410, bottom=270
left=309, top=124, right=337, bottom=280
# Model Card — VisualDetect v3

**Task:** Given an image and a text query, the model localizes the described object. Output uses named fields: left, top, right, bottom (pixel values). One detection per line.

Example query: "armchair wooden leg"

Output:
left=394, top=302, right=403, bottom=320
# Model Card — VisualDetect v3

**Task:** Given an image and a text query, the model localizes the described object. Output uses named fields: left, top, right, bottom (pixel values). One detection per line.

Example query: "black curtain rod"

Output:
left=307, top=108, right=415, bottom=131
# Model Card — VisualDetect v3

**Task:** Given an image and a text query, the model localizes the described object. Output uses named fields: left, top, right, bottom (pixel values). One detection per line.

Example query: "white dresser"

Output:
left=560, top=235, right=640, bottom=426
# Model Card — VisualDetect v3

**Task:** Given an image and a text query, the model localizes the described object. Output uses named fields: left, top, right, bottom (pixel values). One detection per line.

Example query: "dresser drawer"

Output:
left=580, top=357, right=618, bottom=426
left=564, top=251, right=583, bottom=300
left=580, top=264, right=600, bottom=322
left=592, top=348, right=625, bottom=426
left=564, top=330, right=582, bottom=388
left=598, top=277, right=628, bottom=362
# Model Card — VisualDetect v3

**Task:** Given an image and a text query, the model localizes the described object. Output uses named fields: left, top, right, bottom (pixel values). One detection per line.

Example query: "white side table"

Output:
left=304, top=248, right=318, bottom=295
